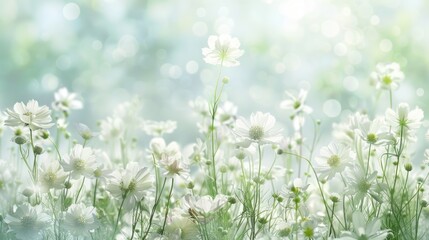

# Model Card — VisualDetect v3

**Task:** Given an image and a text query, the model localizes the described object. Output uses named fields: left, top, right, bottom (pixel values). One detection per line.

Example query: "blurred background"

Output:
left=1, top=0, right=428, bottom=144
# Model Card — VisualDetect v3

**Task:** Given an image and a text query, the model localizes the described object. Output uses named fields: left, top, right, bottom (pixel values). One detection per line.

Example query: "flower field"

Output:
left=1, top=33, right=428, bottom=239
left=1, top=1, right=429, bottom=240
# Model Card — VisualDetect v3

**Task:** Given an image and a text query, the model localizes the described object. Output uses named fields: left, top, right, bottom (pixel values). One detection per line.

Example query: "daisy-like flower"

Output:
left=77, top=123, right=97, bottom=141
left=61, top=144, right=98, bottom=179
left=316, top=143, right=352, bottom=180
left=4, top=203, right=51, bottom=240
left=187, top=138, right=207, bottom=163
left=216, top=101, right=237, bottom=125
left=337, top=212, right=390, bottom=240
left=280, top=89, right=313, bottom=115
left=142, top=120, right=177, bottom=137
left=202, top=34, right=244, bottom=67
left=99, top=117, right=124, bottom=141
left=385, top=103, right=424, bottom=141
left=159, top=154, right=190, bottom=179
left=189, top=97, right=210, bottom=117
left=4, top=100, right=54, bottom=130
left=38, top=159, right=68, bottom=192
left=52, top=87, right=83, bottom=113
left=183, top=194, right=228, bottom=219
left=149, top=137, right=181, bottom=161
left=233, top=111, right=282, bottom=146
left=164, top=208, right=199, bottom=240
left=370, top=62, right=404, bottom=90
left=107, top=162, right=152, bottom=209
left=344, top=167, right=382, bottom=204
left=358, top=117, right=393, bottom=145
left=62, top=203, right=99, bottom=237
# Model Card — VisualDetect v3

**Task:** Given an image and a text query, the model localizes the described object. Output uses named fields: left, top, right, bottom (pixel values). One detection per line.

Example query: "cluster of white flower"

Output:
left=0, top=34, right=428, bottom=240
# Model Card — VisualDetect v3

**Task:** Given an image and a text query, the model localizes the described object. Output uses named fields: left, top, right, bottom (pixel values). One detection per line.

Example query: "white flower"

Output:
left=183, top=194, right=228, bottom=218
left=149, top=137, right=181, bottom=160
left=164, top=208, right=199, bottom=240
left=99, top=117, right=124, bottom=141
left=52, top=87, right=83, bottom=113
left=4, top=100, right=54, bottom=130
left=337, top=212, right=389, bottom=240
left=370, top=62, right=404, bottom=90
left=62, top=203, right=99, bottom=236
left=38, top=159, right=67, bottom=192
left=61, top=144, right=98, bottom=179
left=77, top=123, right=97, bottom=140
left=316, top=143, right=352, bottom=180
left=4, top=203, right=50, bottom=240
left=159, top=155, right=189, bottom=179
left=107, top=162, right=152, bottom=209
left=202, top=34, right=244, bottom=67
left=344, top=167, right=381, bottom=203
left=233, top=111, right=282, bottom=146
left=357, top=117, right=393, bottom=145
left=189, top=97, right=210, bottom=117
left=385, top=103, right=424, bottom=141
left=280, top=89, right=313, bottom=115
left=57, top=118, right=68, bottom=130
left=216, top=101, right=237, bottom=124
left=142, top=120, right=177, bottom=137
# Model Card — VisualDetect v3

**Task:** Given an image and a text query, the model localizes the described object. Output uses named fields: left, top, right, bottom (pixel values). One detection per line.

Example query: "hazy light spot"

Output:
left=63, top=3, right=80, bottom=21
left=41, top=74, right=59, bottom=91
left=343, top=76, right=359, bottom=92
left=196, top=8, right=206, bottom=17
left=275, top=63, right=286, bottom=73
left=417, top=88, right=424, bottom=97
left=334, top=43, right=348, bottom=56
left=160, top=63, right=172, bottom=77
left=92, top=40, right=103, bottom=50
left=370, top=15, right=380, bottom=25
left=186, top=61, right=199, bottom=74
left=218, top=7, right=229, bottom=16
left=200, top=69, right=215, bottom=85
left=118, top=35, right=139, bottom=57
left=323, top=99, right=342, bottom=118
left=169, top=65, right=182, bottom=79
left=321, top=20, right=340, bottom=38
left=192, top=22, right=208, bottom=36
left=348, top=51, right=362, bottom=65
left=56, top=55, right=71, bottom=70
left=379, top=39, right=392, bottom=52
left=344, top=31, right=361, bottom=45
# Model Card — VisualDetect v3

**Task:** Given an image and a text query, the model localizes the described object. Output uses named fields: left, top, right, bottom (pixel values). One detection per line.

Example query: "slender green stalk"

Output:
left=93, top=178, right=98, bottom=207
left=112, top=191, right=128, bottom=240
left=161, top=178, right=174, bottom=234
left=142, top=178, right=167, bottom=239
left=75, top=177, right=86, bottom=203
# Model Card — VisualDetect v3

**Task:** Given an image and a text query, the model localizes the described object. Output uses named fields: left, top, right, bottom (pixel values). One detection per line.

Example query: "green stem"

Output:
left=93, top=179, right=98, bottom=207
left=142, top=178, right=167, bottom=239
left=161, top=178, right=174, bottom=234
left=75, top=177, right=86, bottom=203
left=112, top=192, right=128, bottom=239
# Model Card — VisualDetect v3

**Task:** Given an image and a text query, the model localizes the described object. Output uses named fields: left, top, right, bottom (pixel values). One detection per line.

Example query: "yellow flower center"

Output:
left=327, top=155, right=341, bottom=168
left=249, top=126, right=264, bottom=141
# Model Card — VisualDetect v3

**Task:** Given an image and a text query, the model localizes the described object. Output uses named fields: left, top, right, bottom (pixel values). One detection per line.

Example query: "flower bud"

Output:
left=228, top=197, right=236, bottom=204
left=187, top=181, right=194, bottom=189
left=22, top=188, right=34, bottom=197
left=222, top=77, right=230, bottom=84
left=64, top=181, right=72, bottom=189
left=33, top=145, right=43, bottom=155
left=14, top=136, right=26, bottom=145
left=404, top=163, right=413, bottom=172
